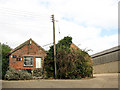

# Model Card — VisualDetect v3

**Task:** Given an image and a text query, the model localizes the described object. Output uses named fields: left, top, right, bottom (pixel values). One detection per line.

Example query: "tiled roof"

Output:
left=9, top=38, right=46, bottom=54
left=70, top=43, right=81, bottom=50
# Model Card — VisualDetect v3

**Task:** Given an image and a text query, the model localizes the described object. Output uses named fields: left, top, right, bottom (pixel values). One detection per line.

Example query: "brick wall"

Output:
left=9, top=40, right=46, bottom=70
left=70, top=43, right=80, bottom=50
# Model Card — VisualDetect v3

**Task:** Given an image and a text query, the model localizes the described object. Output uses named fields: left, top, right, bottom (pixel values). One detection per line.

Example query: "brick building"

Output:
left=8, top=38, right=81, bottom=71
left=8, top=38, right=47, bottom=70
left=70, top=43, right=80, bottom=50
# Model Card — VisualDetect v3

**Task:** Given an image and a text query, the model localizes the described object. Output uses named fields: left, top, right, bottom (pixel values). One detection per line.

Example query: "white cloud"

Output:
left=56, top=20, right=118, bottom=55
left=0, top=0, right=118, bottom=55
left=81, top=34, right=118, bottom=55
left=47, top=0, right=118, bottom=29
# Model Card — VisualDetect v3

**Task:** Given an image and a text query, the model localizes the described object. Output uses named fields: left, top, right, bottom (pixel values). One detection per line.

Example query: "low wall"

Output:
left=91, top=45, right=120, bottom=74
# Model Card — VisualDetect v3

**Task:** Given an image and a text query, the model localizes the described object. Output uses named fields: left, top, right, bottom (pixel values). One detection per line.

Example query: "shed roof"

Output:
left=70, top=43, right=81, bottom=51
left=91, top=45, right=120, bottom=58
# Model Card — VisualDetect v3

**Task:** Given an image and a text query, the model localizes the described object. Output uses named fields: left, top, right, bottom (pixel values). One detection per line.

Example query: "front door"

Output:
left=36, top=58, right=41, bottom=68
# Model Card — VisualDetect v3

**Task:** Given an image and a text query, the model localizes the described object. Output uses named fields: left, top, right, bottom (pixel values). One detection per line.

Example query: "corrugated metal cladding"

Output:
left=91, top=45, right=120, bottom=65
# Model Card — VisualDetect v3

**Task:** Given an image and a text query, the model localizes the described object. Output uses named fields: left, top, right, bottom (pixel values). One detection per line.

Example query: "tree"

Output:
left=0, top=43, right=11, bottom=79
left=44, top=36, right=93, bottom=79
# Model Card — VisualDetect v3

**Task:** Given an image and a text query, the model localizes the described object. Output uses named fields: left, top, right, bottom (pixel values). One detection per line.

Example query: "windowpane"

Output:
left=16, top=58, right=21, bottom=61
left=24, top=56, right=33, bottom=66
left=13, top=55, right=16, bottom=58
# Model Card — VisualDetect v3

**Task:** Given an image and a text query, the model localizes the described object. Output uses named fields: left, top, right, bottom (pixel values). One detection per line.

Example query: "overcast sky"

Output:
left=0, top=0, right=119, bottom=55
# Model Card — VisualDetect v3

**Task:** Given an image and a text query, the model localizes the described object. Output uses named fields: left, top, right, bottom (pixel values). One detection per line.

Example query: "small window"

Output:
left=13, top=55, right=16, bottom=58
left=24, top=56, right=33, bottom=66
left=16, top=58, right=21, bottom=61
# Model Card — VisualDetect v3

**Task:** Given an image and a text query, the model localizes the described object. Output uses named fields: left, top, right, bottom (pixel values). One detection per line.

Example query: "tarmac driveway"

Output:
left=2, top=73, right=119, bottom=88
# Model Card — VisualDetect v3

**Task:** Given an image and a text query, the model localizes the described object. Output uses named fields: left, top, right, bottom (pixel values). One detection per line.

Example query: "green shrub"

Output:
left=33, top=69, right=43, bottom=77
left=19, top=69, right=32, bottom=80
left=5, top=67, right=32, bottom=80
left=56, top=48, right=93, bottom=79
left=44, top=59, right=54, bottom=78
left=44, top=36, right=93, bottom=79
left=1, top=43, right=11, bottom=79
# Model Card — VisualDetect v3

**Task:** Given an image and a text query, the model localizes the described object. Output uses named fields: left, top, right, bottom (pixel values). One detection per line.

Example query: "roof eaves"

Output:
left=9, top=38, right=46, bottom=55
left=31, top=39, right=46, bottom=52
left=71, top=43, right=81, bottom=50
left=9, top=39, right=30, bottom=54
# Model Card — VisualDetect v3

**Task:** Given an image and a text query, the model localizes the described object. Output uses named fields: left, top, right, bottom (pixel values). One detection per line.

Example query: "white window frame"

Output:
left=24, top=56, right=33, bottom=66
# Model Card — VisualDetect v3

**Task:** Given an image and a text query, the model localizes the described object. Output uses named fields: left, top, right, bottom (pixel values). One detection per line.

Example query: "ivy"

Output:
left=44, top=36, right=93, bottom=79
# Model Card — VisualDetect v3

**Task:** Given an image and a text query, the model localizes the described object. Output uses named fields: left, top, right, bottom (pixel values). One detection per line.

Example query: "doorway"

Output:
left=35, top=57, right=41, bottom=68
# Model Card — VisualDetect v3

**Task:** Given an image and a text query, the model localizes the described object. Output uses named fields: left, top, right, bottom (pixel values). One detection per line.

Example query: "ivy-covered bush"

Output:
left=33, top=69, right=43, bottom=77
left=5, top=67, right=32, bottom=80
left=57, top=48, right=93, bottom=79
left=44, top=36, right=93, bottom=79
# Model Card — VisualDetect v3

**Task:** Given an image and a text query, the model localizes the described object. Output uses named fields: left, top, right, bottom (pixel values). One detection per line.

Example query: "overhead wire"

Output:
left=0, top=7, right=50, bottom=17
left=0, top=7, right=52, bottom=28
left=56, top=20, right=62, bottom=41
left=42, top=43, right=53, bottom=47
left=0, top=7, right=52, bottom=24
left=0, top=12, right=50, bottom=22
left=0, top=7, right=58, bottom=48
left=56, top=21, right=60, bottom=34
left=0, top=22, right=52, bottom=29
left=0, top=7, right=56, bottom=50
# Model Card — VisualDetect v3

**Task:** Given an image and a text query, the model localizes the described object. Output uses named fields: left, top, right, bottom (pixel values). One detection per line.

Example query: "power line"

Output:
left=0, top=21, right=51, bottom=26
left=0, top=7, right=48, bottom=15
left=0, top=12, right=50, bottom=24
left=0, top=7, right=51, bottom=18
left=56, top=20, right=62, bottom=41
left=0, top=12, right=50, bottom=21
left=0, top=12, right=52, bottom=24
left=56, top=21, right=60, bottom=34
left=42, top=43, right=53, bottom=47
left=0, top=7, right=55, bottom=25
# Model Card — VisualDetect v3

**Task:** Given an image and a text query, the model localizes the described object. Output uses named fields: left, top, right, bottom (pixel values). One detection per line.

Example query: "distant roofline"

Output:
left=91, top=45, right=120, bottom=58
left=71, top=43, right=81, bottom=50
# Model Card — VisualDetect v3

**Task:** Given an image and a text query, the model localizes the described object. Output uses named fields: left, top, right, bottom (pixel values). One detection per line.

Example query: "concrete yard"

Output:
left=2, top=73, right=119, bottom=88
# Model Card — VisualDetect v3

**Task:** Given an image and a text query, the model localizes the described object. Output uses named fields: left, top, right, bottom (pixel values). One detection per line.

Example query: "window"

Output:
left=24, top=56, right=33, bottom=66
left=12, top=55, right=16, bottom=58
left=16, top=58, right=22, bottom=61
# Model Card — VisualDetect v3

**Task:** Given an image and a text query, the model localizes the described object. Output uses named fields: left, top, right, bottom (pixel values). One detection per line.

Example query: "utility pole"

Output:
left=51, top=14, right=57, bottom=78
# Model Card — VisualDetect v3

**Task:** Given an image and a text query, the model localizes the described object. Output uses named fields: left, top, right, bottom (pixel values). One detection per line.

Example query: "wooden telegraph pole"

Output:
left=51, top=14, right=57, bottom=78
